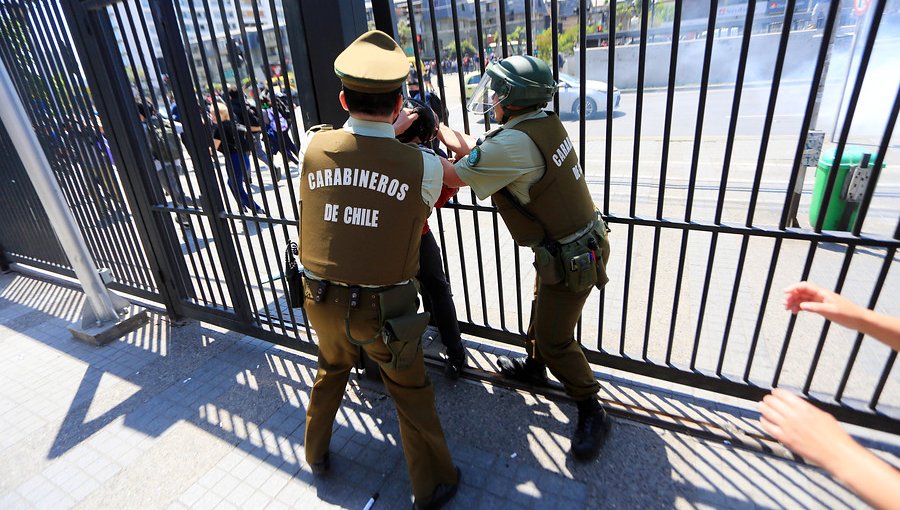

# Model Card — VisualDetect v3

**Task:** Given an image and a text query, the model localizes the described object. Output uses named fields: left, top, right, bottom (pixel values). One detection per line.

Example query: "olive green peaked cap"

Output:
left=334, top=30, right=408, bottom=93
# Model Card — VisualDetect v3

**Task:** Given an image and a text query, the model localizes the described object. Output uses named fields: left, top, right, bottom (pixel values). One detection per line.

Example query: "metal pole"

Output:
left=0, top=54, right=122, bottom=326
left=786, top=9, right=839, bottom=227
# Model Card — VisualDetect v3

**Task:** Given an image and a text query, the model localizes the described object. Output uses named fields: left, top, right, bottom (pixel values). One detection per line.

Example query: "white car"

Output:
left=557, top=72, right=620, bottom=118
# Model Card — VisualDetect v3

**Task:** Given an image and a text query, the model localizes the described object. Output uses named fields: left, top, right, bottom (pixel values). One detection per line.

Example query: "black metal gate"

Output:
left=0, top=0, right=897, bottom=433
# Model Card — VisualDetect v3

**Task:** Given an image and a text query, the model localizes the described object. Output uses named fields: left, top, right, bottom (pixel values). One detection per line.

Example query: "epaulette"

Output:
left=306, top=124, right=333, bottom=136
left=482, top=126, right=504, bottom=142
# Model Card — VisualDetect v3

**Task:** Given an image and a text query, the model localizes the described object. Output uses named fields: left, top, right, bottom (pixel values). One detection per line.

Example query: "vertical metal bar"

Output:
left=665, top=233, right=689, bottom=365
left=713, top=0, right=756, bottom=224
left=772, top=242, right=818, bottom=387
left=448, top=0, right=470, bottom=135
left=641, top=226, right=660, bottom=360
left=743, top=237, right=783, bottom=381
left=498, top=0, right=508, bottom=58
left=371, top=0, right=397, bottom=39
left=835, top=246, right=894, bottom=401
left=491, top=207, right=506, bottom=331
left=281, top=0, right=320, bottom=128
left=603, top=0, right=614, bottom=215
left=619, top=223, right=633, bottom=355
left=624, top=0, right=648, bottom=358
left=578, top=0, right=585, bottom=161
left=452, top=204, right=473, bottom=321
left=779, top=0, right=840, bottom=230
left=851, top=86, right=900, bottom=236
left=645, top=0, right=682, bottom=362
left=629, top=0, right=647, bottom=218
left=802, top=247, right=855, bottom=394
left=870, top=351, right=896, bottom=410
left=656, top=0, right=681, bottom=218
left=473, top=0, right=491, bottom=129
left=471, top=198, right=489, bottom=325
left=716, top=235, right=749, bottom=375
left=746, top=0, right=796, bottom=226
left=407, top=0, right=423, bottom=87
left=550, top=0, right=558, bottom=112
left=524, top=0, right=533, bottom=56
left=684, top=0, right=718, bottom=222
left=813, top=0, right=886, bottom=233
left=426, top=0, right=446, bottom=104
left=513, top=244, right=524, bottom=334
left=689, top=232, right=717, bottom=370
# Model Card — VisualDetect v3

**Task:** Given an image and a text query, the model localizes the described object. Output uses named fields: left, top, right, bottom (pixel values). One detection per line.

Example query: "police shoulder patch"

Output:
left=467, top=146, right=482, bottom=166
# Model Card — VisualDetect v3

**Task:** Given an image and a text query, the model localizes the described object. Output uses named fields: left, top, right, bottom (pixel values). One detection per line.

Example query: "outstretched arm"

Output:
left=437, top=123, right=476, bottom=158
left=760, top=389, right=900, bottom=510
left=784, top=282, right=900, bottom=350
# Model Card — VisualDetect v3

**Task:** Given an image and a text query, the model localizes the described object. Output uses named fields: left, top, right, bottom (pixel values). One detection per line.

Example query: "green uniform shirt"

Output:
left=453, top=110, right=547, bottom=205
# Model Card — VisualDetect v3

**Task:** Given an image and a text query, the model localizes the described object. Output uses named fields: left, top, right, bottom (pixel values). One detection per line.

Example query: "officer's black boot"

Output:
left=571, top=399, right=611, bottom=462
left=445, top=345, right=466, bottom=380
left=496, top=356, right=548, bottom=386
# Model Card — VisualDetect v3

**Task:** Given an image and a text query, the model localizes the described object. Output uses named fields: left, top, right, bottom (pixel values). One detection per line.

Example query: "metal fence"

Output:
left=0, top=0, right=897, bottom=432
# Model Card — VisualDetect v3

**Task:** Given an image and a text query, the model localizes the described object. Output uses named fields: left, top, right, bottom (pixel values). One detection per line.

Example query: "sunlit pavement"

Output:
left=1, top=271, right=898, bottom=509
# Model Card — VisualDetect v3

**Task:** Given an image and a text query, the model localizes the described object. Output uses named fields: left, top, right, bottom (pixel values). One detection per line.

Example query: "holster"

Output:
left=377, top=282, right=429, bottom=370
left=539, top=213, right=611, bottom=292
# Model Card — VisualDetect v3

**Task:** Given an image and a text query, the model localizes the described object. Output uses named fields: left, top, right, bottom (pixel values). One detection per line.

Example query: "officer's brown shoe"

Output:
left=412, top=467, right=460, bottom=510
left=496, top=356, right=548, bottom=386
left=310, top=452, right=330, bottom=475
left=571, top=399, right=611, bottom=462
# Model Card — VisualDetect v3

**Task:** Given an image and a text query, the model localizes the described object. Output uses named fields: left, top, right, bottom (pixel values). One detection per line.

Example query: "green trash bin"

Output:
left=809, top=145, right=881, bottom=231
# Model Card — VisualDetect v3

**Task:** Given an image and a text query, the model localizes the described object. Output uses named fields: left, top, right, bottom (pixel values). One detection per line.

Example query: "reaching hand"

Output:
left=759, top=389, right=851, bottom=468
left=393, top=108, right=418, bottom=136
left=783, top=281, right=863, bottom=330
left=759, top=388, right=900, bottom=510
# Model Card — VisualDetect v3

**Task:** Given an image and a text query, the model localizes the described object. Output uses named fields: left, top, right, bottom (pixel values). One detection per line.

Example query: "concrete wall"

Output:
left=570, top=30, right=834, bottom=89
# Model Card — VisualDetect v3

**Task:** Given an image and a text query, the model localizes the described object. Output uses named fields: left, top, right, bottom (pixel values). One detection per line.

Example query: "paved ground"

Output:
left=1, top=271, right=898, bottom=509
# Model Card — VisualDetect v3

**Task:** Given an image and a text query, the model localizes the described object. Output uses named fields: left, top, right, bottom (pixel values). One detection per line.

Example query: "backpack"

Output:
left=147, top=116, right=181, bottom=163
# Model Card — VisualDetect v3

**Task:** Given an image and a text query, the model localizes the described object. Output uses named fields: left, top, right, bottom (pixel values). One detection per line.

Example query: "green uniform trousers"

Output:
left=302, top=282, right=458, bottom=501
left=524, top=273, right=601, bottom=401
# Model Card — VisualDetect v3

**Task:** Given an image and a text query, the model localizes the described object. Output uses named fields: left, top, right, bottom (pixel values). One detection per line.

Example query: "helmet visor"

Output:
left=466, top=72, right=506, bottom=114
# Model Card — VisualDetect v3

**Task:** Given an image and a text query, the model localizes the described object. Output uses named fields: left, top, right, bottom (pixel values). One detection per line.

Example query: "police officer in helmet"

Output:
left=300, top=30, right=459, bottom=509
left=439, top=54, right=612, bottom=462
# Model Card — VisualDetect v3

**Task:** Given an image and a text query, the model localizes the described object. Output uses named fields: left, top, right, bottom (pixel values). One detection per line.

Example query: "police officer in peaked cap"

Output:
left=299, top=31, right=460, bottom=509
left=438, top=54, right=613, bottom=462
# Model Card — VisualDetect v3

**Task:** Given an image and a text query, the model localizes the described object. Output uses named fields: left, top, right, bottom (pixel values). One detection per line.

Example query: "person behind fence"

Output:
left=396, top=97, right=466, bottom=379
left=299, top=30, right=459, bottom=510
left=759, top=281, right=900, bottom=510
left=136, top=99, right=192, bottom=228
left=228, top=85, right=270, bottom=173
left=436, top=54, right=613, bottom=462
left=210, top=101, right=265, bottom=214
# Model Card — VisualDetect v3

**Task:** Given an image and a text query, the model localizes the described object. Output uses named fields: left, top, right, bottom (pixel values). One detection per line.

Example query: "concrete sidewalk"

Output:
left=0, top=272, right=896, bottom=509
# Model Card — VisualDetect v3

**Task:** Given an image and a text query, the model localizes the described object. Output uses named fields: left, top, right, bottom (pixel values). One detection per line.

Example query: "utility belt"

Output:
left=303, top=276, right=429, bottom=370
left=532, top=212, right=611, bottom=292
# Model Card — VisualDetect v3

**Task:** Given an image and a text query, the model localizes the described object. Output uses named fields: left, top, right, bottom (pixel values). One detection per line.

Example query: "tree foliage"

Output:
left=535, top=25, right=593, bottom=65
